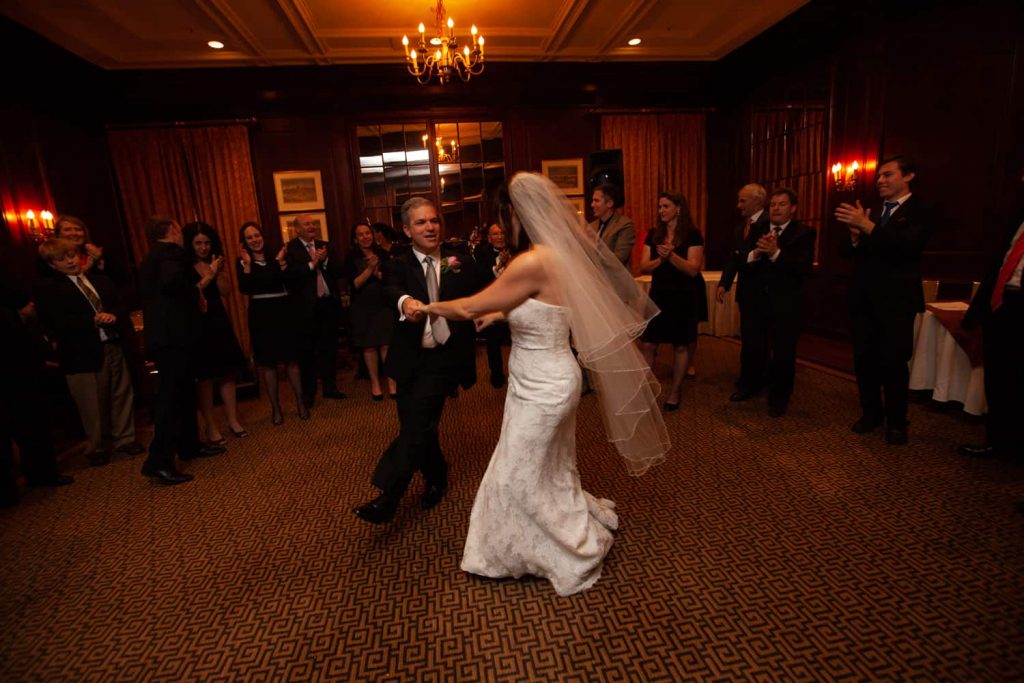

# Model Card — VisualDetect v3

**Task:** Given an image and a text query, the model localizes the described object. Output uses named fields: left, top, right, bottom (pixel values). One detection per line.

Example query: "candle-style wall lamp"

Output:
left=21, top=209, right=56, bottom=241
left=831, top=161, right=860, bottom=191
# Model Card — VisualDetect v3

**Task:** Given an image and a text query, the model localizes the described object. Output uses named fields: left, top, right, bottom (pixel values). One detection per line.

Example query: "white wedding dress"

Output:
left=461, top=298, right=619, bottom=596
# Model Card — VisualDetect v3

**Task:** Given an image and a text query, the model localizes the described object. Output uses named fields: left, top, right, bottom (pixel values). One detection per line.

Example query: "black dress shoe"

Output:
left=850, top=416, right=883, bottom=434
left=353, top=494, right=398, bottom=524
left=490, top=374, right=506, bottom=389
left=885, top=428, right=909, bottom=445
left=141, top=467, right=193, bottom=485
left=28, top=474, right=74, bottom=487
left=729, top=389, right=757, bottom=402
left=302, top=396, right=315, bottom=410
left=957, top=443, right=996, bottom=458
left=371, top=392, right=384, bottom=401
left=421, top=483, right=447, bottom=510
left=180, top=444, right=227, bottom=460
left=663, top=401, right=680, bottom=412
left=114, top=442, right=146, bottom=456
left=322, top=390, right=347, bottom=400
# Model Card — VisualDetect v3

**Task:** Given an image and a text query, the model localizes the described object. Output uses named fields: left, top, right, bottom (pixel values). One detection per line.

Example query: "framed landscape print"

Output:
left=273, top=170, right=325, bottom=212
left=279, top=212, right=327, bottom=243
left=541, top=159, right=584, bottom=195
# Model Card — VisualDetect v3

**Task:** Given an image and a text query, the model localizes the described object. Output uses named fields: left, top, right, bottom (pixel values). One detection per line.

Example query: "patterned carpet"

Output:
left=1, top=337, right=1022, bottom=681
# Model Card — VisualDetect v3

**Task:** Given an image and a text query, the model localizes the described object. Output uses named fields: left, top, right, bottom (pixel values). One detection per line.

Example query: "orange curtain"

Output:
left=107, top=125, right=258, bottom=355
left=601, top=114, right=707, bottom=271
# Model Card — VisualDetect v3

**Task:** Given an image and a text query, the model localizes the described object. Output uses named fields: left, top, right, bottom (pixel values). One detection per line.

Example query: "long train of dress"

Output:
left=461, top=298, right=618, bottom=596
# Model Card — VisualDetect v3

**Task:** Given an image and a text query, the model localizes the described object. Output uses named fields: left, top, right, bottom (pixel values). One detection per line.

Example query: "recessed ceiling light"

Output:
left=208, top=40, right=225, bottom=49
left=627, top=38, right=642, bottom=46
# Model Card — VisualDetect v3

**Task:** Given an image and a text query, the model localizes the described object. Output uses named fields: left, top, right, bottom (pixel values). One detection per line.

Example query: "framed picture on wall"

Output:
left=279, top=212, right=327, bottom=243
left=273, top=170, right=325, bottom=212
left=541, top=159, right=584, bottom=195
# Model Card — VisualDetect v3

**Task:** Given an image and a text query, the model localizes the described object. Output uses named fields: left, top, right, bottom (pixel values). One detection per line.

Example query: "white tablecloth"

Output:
left=634, top=270, right=741, bottom=337
left=908, top=305, right=987, bottom=415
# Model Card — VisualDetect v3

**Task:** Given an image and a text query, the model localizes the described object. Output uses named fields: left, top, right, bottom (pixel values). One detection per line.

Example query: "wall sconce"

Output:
left=831, top=161, right=860, bottom=191
left=22, top=209, right=56, bottom=241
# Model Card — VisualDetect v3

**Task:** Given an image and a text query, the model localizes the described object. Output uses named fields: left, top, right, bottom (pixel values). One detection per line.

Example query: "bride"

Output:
left=425, top=172, right=670, bottom=596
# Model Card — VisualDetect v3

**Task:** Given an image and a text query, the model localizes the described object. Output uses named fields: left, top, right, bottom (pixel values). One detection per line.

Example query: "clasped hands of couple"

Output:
left=403, top=298, right=501, bottom=332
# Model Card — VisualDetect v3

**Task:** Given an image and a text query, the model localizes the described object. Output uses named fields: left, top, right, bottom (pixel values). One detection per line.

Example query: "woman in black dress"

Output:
left=237, top=222, right=306, bottom=424
left=183, top=222, right=249, bottom=443
left=344, top=222, right=396, bottom=400
left=639, top=192, right=705, bottom=411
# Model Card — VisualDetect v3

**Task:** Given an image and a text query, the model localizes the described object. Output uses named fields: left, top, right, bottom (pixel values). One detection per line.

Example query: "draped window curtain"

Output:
left=107, top=125, right=259, bottom=355
left=600, top=114, right=707, bottom=270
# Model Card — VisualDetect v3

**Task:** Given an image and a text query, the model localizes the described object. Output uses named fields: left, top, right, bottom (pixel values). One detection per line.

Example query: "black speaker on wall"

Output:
left=588, top=149, right=624, bottom=205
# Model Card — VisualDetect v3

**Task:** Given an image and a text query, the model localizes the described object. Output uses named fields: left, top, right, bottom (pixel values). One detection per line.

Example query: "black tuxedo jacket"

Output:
left=383, top=247, right=480, bottom=388
left=138, top=241, right=202, bottom=355
left=963, top=210, right=1024, bottom=330
left=285, top=237, right=343, bottom=317
left=34, top=270, right=126, bottom=374
left=472, top=244, right=503, bottom=289
left=737, top=220, right=817, bottom=318
left=840, top=195, right=934, bottom=314
left=720, top=211, right=771, bottom=300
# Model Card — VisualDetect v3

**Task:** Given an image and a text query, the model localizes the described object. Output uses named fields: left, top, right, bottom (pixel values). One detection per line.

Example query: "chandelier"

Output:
left=401, top=1, right=484, bottom=85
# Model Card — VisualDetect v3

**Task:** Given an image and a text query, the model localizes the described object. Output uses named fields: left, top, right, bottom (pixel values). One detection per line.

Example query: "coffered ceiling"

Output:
left=1, top=0, right=809, bottom=69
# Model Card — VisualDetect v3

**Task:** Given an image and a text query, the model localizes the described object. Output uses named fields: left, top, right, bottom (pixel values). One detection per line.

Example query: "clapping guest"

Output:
left=34, top=239, right=144, bottom=466
left=183, top=222, right=249, bottom=443
left=473, top=223, right=512, bottom=387
left=344, top=222, right=396, bottom=400
left=237, top=222, right=307, bottom=424
left=639, top=192, right=705, bottom=412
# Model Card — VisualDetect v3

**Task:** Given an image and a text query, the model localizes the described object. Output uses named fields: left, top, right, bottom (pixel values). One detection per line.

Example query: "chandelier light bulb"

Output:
left=627, top=38, right=641, bottom=46
left=464, top=46, right=470, bottom=57
left=471, top=25, right=478, bottom=35
left=402, top=35, right=408, bottom=46
left=447, top=17, right=454, bottom=29
left=208, top=40, right=225, bottom=49
left=418, top=22, right=425, bottom=34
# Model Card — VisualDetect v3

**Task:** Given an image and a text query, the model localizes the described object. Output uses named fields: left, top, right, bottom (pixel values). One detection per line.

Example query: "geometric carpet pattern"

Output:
left=2, top=337, right=1022, bottom=681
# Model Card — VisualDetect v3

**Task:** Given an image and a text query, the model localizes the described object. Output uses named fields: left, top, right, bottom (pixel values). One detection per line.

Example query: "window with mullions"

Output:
left=356, top=121, right=505, bottom=237
left=749, top=106, right=826, bottom=263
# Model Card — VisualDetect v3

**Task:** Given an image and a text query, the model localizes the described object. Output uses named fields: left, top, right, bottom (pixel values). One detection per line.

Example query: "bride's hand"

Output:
left=474, top=312, right=502, bottom=332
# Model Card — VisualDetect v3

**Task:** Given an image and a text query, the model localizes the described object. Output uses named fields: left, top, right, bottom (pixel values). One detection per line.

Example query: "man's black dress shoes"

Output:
left=421, top=484, right=447, bottom=510
left=354, top=494, right=398, bottom=524
left=850, top=416, right=883, bottom=433
left=115, top=442, right=146, bottom=456
left=490, top=374, right=506, bottom=389
left=885, top=428, right=909, bottom=445
left=141, top=467, right=193, bottom=485
left=957, top=443, right=997, bottom=458
left=28, top=474, right=74, bottom=488
left=180, top=444, right=227, bottom=460
left=323, top=390, right=347, bottom=400
left=729, top=389, right=757, bottom=402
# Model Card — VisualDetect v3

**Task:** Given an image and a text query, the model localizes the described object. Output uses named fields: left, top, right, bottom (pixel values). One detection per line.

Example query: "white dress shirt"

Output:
left=397, top=248, right=443, bottom=348
left=67, top=273, right=109, bottom=341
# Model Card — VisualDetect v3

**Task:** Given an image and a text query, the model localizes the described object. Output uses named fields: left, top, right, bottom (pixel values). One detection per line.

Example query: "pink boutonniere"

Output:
left=441, top=256, right=462, bottom=274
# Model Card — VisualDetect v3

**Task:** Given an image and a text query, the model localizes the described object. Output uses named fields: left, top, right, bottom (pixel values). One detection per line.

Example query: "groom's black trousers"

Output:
left=372, top=354, right=452, bottom=500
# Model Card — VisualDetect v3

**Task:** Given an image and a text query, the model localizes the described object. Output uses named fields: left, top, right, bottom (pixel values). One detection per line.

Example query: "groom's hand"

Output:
left=403, top=298, right=426, bottom=322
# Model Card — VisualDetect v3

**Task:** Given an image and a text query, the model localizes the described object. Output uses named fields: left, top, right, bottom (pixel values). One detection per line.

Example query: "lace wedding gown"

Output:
left=461, top=298, right=619, bottom=596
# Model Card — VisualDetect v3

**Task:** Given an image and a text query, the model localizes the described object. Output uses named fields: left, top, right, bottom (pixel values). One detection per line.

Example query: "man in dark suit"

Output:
left=588, top=184, right=636, bottom=267
left=286, top=213, right=346, bottom=408
left=354, top=197, right=479, bottom=524
left=34, top=238, right=144, bottom=467
left=959, top=169, right=1024, bottom=461
left=1, top=267, right=73, bottom=507
left=728, top=188, right=817, bottom=416
left=138, top=216, right=225, bottom=485
left=719, top=183, right=771, bottom=397
left=472, top=223, right=511, bottom=387
left=836, top=155, right=934, bottom=445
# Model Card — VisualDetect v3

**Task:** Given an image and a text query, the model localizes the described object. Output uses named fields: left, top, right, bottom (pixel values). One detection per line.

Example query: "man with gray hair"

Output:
left=719, top=183, right=769, bottom=398
left=353, top=197, right=480, bottom=524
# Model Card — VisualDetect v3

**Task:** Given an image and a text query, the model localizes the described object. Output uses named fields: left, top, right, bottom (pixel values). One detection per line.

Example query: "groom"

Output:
left=353, top=197, right=479, bottom=524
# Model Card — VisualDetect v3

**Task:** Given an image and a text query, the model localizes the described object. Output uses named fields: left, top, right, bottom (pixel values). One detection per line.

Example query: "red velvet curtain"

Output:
left=107, top=125, right=258, bottom=354
left=601, top=114, right=707, bottom=271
